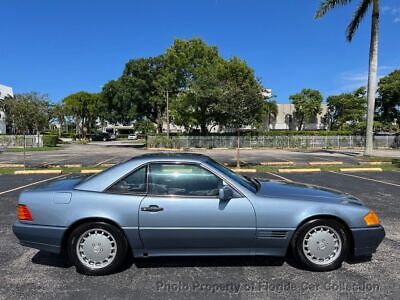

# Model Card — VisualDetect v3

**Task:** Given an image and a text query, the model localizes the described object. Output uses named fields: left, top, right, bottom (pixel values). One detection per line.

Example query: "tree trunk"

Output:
left=157, top=122, right=163, bottom=134
left=364, top=0, right=379, bottom=156
left=200, top=123, right=208, bottom=135
left=236, top=128, right=240, bottom=168
left=298, top=117, right=304, bottom=131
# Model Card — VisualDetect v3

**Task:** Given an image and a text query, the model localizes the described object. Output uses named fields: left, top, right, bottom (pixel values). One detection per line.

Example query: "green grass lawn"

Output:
left=5, top=146, right=60, bottom=152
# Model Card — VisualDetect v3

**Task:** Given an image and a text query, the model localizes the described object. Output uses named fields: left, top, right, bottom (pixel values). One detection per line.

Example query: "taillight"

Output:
left=17, top=204, right=33, bottom=221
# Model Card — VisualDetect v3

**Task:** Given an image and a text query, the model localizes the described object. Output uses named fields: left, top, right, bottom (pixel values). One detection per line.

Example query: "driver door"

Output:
left=138, top=162, right=256, bottom=256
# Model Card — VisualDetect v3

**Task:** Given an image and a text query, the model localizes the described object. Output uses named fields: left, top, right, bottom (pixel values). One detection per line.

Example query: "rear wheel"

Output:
left=291, top=219, right=349, bottom=271
left=68, top=222, right=128, bottom=275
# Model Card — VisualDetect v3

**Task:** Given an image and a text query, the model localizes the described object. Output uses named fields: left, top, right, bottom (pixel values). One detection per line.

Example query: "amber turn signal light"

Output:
left=17, top=204, right=33, bottom=221
left=364, top=210, right=380, bottom=226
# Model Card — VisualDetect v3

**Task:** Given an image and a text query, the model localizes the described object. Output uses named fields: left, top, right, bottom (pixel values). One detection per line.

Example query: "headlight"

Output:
left=364, top=210, right=380, bottom=226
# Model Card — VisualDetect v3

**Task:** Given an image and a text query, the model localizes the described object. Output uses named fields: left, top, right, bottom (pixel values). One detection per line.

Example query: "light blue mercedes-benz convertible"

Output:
left=13, top=153, right=385, bottom=275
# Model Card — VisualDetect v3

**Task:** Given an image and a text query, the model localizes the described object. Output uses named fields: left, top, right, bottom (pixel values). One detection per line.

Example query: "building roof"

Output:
left=0, top=84, right=13, bottom=99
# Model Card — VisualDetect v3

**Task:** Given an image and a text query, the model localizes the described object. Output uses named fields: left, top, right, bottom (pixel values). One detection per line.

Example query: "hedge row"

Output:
left=43, top=135, right=59, bottom=147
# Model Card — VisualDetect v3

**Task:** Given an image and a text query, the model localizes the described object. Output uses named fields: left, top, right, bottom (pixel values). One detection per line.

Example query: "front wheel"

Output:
left=67, top=222, right=128, bottom=275
left=291, top=219, right=349, bottom=271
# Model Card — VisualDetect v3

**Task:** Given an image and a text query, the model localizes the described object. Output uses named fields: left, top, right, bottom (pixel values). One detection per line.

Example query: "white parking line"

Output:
left=95, top=157, right=115, bottom=166
left=264, top=172, right=293, bottom=182
left=330, top=171, right=400, bottom=188
left=0, top=174, right=66, bottom=196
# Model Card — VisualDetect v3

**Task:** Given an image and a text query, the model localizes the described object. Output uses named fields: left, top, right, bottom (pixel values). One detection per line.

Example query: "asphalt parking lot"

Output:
left=0, top=170, right=399, bottom=299
left=0, top=143, right=363, bottom=167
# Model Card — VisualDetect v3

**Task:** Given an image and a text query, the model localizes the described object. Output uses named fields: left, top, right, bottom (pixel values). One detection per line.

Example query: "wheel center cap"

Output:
left=318, top=239, right=328, bottom=250
left=92, top=243, right=103, bottom=254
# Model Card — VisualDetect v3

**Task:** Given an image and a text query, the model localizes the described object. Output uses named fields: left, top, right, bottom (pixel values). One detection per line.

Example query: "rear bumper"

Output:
left=351, top=226, right=385, bottom=257
left=13, top=222, right=66, bottom=254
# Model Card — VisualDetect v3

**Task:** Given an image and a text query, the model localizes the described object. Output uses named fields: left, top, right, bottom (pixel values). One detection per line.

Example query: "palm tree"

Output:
left=315, top=0, right=380, bottom=155
left=264, top=99, right=278, bottom=130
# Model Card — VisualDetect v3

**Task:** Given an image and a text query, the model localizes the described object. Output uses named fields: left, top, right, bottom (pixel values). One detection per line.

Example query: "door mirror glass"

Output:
left=219, top=186, right=234, bottom=201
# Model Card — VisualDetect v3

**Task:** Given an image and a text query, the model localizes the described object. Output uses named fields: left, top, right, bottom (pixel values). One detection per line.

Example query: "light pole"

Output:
left=165, top=90, right=170, bottom=139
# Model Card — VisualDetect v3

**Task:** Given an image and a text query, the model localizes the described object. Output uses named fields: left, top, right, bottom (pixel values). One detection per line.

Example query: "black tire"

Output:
left=291, top=219, right=349, bottom=271
left=67, top=222, right=128, bottom=275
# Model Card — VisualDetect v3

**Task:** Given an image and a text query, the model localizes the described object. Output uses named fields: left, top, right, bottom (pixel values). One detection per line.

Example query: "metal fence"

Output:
left=0, top=135, right=43, bottom=151
left=148, top=135, right=400, bottom=149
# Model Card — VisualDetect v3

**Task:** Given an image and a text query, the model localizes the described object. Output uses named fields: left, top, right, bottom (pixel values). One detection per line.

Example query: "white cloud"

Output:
left=382, top=5, right=400, bottom=23
left=329, top=65, right=397, bottom=95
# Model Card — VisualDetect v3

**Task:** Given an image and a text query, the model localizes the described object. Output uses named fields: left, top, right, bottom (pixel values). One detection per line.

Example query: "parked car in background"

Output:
left=87, top=132, right=114, bottom=142
left=13, top=153, right=385, bottom=275
left=128, top=133, right=138, bottom=140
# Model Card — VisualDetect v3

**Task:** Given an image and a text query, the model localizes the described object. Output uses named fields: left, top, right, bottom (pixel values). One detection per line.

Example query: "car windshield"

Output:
left=206, top=159, right=257, bottom=192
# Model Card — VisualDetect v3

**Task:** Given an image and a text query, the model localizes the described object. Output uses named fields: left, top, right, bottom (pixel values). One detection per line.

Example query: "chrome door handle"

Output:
left=141, top=205, right=164, bottom=212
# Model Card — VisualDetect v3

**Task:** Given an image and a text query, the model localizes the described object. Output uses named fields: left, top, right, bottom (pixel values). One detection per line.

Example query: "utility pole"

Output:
left=166, top=90, right=170, bottom=139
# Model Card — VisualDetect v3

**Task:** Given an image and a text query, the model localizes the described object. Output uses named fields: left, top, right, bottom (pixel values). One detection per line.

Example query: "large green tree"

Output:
left=166, top=38, right=223, bottom=134
left=2, top=92, right=50, bottom=134
left=99, top=38, right=268, bottom=137
left=289, top=89, right=323, bottom=130
left=102, top=55, right=178, bottom=132
left=1, top=92, right=50, bottom=168
left=325, top=87, right=366, bottom=130
left=49, top=103, right=67, bottom=136
left=63, top=91, right=103, bottom=137
left=376, top=69, right=400, bottom=129
left=101, top=79, right=138, bottom=126
left=216, top=57, right=264, bottom=167
left=315, top=0, right=380, bottom=155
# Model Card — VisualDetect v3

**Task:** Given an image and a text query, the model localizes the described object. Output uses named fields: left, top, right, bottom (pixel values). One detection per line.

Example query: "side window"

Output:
left=107, top=165, right=147, bottom=194
left=149, top=163, right=223, bottom=197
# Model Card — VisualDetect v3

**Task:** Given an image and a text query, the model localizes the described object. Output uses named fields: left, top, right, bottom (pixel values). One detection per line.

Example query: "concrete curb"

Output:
left=81, top=169, right=103, bottom=174
left=358, top=161, right=392, bottom=165
left=260, top=161, right=294, bottom=166
left=14, top=170, right=63, bottom=175
left=230, top=168, right=257, bottom=173
left=0, top=164, right=25, bottom=168
left=340, top=168, right=383, bottom=172
left=308, top=161, right=343, bottom=166
left=147, top=148, right=184, bottom=151
left=278, top=168, right=321, bottom=173
left=47, top=164, right=82, bottom=168
left=64, top=164, right=82, bottom=168
left=100, top=163, right=116, bottom=167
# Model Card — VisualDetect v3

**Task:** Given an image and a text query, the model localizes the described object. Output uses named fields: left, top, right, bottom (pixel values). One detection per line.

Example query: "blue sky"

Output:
left=1, top=0, right=399, bottom=103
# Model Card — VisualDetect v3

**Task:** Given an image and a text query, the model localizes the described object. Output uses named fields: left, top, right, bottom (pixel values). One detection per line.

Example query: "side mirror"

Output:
left=219, top=186, right=234, bottom=201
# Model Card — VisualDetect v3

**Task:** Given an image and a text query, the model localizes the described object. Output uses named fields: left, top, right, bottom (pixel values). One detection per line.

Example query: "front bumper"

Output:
left=13, top=222, right=66, bottom=254
left=351, top=225, right=385, bottom=257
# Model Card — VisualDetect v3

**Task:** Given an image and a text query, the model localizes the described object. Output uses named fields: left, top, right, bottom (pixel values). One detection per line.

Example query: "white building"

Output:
left=0, top=84, right=14, bottom=134
left=265, top=103, right=327, bottom=130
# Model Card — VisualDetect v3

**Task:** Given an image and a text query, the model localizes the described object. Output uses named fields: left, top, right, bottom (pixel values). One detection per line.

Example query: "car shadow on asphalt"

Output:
left=32, top=251, right=72, bottom=268
left=31, top=250, right=290, bottom=272
left=134, top=256, right=286, bottom=268
left=31, top=250, right=373, bottom=274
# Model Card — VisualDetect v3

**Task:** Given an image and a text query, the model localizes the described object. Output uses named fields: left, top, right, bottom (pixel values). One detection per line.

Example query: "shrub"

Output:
left=43, top=135, right=59, bottom=147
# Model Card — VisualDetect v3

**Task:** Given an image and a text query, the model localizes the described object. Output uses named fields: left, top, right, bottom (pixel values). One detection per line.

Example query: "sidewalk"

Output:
left=369, top=149, right=400, bottom=158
